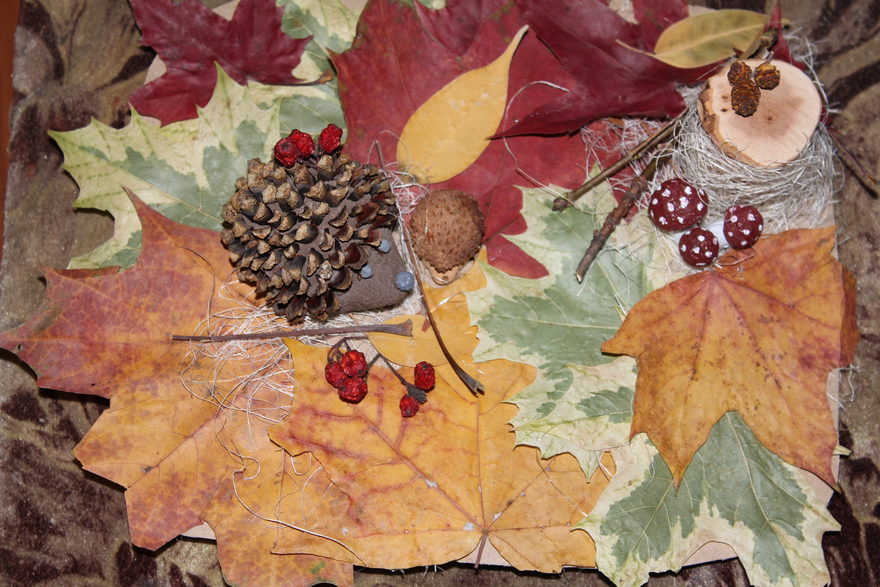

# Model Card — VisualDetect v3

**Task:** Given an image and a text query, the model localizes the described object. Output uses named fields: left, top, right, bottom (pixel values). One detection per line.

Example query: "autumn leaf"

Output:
left=130, top=0, right=309, bottom=124
left=0, top=194, right=352, bottom=585
left=579, top=416, right=839, bottom=587
left=203, top=444, right=354, bottom=586
left=603, top=227, right=858, bottom=487
left=465, top=184, right=646, bottom=477
left=52, top=69, right=343, bottom=269
left=269, top=339, right=611, bottom=572
left=335, top=0, right=588, bottom=277
left=641, top=9, right=769, bottom=69
left=501, top=0, right=712, bottom=136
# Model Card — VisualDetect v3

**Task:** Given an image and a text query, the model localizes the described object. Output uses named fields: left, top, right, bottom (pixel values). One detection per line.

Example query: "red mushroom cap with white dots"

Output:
left=647, top=178, right=709, bottom=231
left=724, top=205, right=763, bottom=249
left=679, top=227, right=719, bottom=267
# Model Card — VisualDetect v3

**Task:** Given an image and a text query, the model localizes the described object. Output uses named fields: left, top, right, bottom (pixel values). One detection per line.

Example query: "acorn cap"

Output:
left=411, top=189, right=484, bottom=275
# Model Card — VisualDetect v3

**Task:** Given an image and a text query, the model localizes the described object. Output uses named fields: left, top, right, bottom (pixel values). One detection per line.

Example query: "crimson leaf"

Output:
left=130, top=0, right=309, bottom=124
left=499, top=0, right=712, bottom=136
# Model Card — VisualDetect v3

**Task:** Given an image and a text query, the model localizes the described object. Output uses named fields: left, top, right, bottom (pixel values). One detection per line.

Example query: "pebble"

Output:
left=394, top=271, right=415, bottom=292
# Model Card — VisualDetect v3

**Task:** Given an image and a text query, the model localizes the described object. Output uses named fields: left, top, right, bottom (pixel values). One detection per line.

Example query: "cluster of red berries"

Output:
left=324, top=349, right=369, bottom=403
left=324, top=347, right=436, bottom=418
left=273, top=124, right=344, bottom=167
left=400, top=361, right=436, bottom=417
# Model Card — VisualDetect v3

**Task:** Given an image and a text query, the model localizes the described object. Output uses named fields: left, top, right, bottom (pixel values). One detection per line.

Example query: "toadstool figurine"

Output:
left=679, top=227, right=719, bottom=267
left=647, top=178, right=709, bottom=231
left=723, top=205, right=763, bottom=249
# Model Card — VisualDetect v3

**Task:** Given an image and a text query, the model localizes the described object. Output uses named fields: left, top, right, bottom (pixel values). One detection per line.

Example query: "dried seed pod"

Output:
left=727, top=61, right=752, bottom=86
left=754, top=62, right=780, bottom=90
left=411, top=189, right=484, bottom=276
left=731, top=78, right=761, bottom=117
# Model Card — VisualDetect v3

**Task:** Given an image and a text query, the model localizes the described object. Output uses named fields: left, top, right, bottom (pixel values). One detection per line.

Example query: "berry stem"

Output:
left=552, top=112, right=682, bottom=212
left=402, top=237, right=484, bottom=395
left=171, top=320, right=413, bottom=343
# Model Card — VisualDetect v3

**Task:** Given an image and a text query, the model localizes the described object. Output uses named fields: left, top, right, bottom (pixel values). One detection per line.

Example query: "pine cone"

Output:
left=731, top=78, right=761, bottom=117
left=221, top=145, right=398, bottom=323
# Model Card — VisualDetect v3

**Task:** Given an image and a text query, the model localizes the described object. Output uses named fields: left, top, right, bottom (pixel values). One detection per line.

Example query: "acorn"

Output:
left=410, top=189, right=484, bottom=282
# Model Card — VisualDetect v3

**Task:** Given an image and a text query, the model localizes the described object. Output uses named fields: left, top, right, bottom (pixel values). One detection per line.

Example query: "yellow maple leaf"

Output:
left=271, top=338, right=610, bottom=572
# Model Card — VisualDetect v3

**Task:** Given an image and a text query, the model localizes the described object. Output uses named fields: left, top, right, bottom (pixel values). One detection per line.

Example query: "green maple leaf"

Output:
left=279, top=0, right=363, bottom=80
left=465, top=182, right=647, bottom=476
left=51, top=67, right=343, bottom=269
left=577, top=413, right=838, bottom=587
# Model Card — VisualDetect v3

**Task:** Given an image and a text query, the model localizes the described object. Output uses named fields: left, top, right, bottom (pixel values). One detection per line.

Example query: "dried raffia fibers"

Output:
left=666, top=93, right=837, bottom=233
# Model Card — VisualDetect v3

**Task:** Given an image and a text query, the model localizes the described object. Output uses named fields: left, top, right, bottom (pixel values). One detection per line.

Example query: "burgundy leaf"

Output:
left=499, top=0, right=714, bottom=136
left=130, top=0, right=309, bottom=124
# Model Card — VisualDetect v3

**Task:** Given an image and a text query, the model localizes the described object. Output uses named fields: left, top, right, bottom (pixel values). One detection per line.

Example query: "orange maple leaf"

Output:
left=0, top=193, right=352, bottom=585
left=603, top=227, right=858, bottom=487
left=269, top=339, right=612, bottom=572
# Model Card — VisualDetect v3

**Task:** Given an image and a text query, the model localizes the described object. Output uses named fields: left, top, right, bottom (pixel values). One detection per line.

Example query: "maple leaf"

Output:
left=129, top=0, right=309, bottom=124
left=0, top=194, right=352, bottom=585
left=603, top=227, right=858, bottom=487
left=269, top=340, right=610, bottom=572
left=278, top=0, right=363, bottom=80
left=579, top=417, right=839, bottom=587
left=335, top=0, right=589, bottom=278
left=465, top=184, right=646, bottom=476
left=203, top=443, right=354, bottom=586
left=52, top=69, right=343, bottom=269
left=501, top=0, right=711, bottom=136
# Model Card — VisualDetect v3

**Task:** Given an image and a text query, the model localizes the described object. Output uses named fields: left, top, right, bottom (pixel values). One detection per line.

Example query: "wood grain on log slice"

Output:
left=698, top=60, right=822, bottom=168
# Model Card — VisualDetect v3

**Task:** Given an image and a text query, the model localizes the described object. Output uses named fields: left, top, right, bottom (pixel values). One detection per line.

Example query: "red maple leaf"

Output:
left=130, top=0, right=309, bottom=124
left=499, top=0, right=713, bottom=136
left=337, top=0, right=588, bottom=278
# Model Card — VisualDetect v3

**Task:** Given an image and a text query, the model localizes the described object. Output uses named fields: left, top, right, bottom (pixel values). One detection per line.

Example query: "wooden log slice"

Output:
left=698, top=59, right=822, bottom=168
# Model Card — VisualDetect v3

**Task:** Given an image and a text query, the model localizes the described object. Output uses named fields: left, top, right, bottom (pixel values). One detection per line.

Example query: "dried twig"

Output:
left=831, top=130, right=879, bottom=198
left=574, top=154, right=667, bottom=282
left=553, top=112, right=682, bottom=212
left=171, top=320, right=413, bottom=343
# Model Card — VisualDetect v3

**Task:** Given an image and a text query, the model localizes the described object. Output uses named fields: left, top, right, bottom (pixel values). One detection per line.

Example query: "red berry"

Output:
left=399, top=394, right=420, bottom=418
left=324, top=361, right=347, bottom=389
left=319, top=124, right=343, bottom=153
left=679, top=227, right=719, bottom=267
left=723, top=205, right=763, bottom=249
left=340, top=350, right=367, bottom=377
left=338, top=377, right=368, bottom=403
left=274, top=136, right=300, bottom=167
left=288, top=129, right=314, bottom=157
left=413, top=361, right=435, bottom=391
left=647, top=178, right=708, bottom=231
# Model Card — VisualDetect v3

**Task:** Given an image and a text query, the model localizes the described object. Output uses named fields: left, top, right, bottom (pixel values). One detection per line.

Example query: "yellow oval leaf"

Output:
left=396, top=26, right=528, bottom=183
left=651, top=9, right=768, bottom=68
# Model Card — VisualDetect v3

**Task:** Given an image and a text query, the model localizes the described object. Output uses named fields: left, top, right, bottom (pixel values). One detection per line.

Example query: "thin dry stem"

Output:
left=171, top=320, right=413, bottom=343
left=575, top=175, right=649, bottom=282
left=554, top=113, right=682, bottom=211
